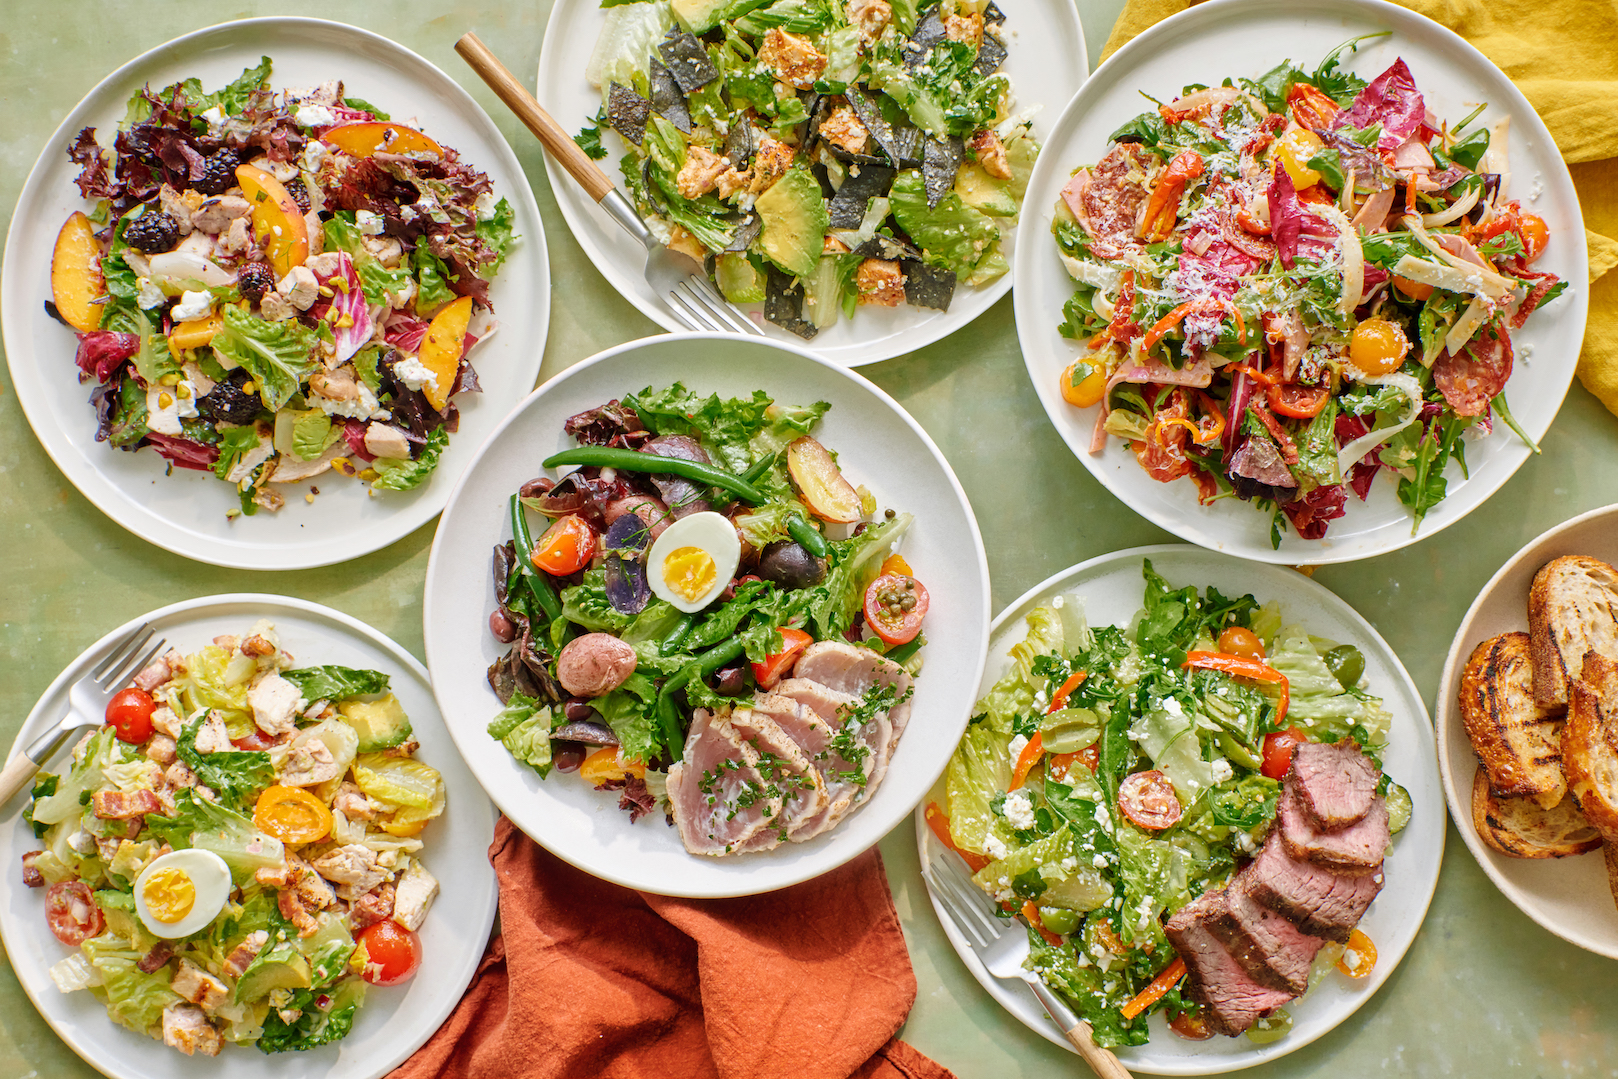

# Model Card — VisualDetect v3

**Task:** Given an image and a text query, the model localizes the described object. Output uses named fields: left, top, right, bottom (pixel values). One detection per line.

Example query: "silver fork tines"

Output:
left=23, top=623, right=167, bottom=766
left=929, top=854, right=1004, bottom=949
left=668, top=276, right=764, bottom=336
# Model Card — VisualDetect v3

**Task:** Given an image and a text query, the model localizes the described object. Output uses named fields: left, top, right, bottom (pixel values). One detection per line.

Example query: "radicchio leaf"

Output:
left=324, top=252, right=372, bottom=364
left=145, top=432, right=220, bottom=471
left=1332, top=58, right=1424, bottom=152
left=75, top=332, right=140, bottom=384
left=1266, top=164, right=1338, bottom=269
left=1281, top=483, right=1348, bottom=539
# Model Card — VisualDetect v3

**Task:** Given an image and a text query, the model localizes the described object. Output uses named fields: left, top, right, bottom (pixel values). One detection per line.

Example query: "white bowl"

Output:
left=423, top=332, right=989, bottom=896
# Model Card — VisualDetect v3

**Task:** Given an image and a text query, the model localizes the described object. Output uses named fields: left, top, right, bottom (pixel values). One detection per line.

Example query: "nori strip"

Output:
left=889, top=126, right=924, bottom=168
left=723, top=120, right=753, bottom=170
left=974, top=33, right=1008, bottom=76
left=827, top=164, right=895, bottom=228
left=657, top=30, right=720, bottom=93
left=724, top=215, right=762, bottom=252
left=923, top=135, right=964, bottom=208
left=901, top=259, right=956, bottom=311
left=903, top=9, right=948, bottom=68
left=984, top=1, right=1005, bottom=23
left=855, top=232, right=921, bottom=261
left=845, top=85, right=903, bottom=169
left=607, top=82, right=651, bottom=146
left=649, top=58, right=692, bottom=134
left=640, top=160, right=669, bottom=215
left=765, top=265, right=818, bottom=339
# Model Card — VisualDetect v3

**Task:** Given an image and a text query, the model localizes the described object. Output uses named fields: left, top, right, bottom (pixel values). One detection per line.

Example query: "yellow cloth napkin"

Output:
left=1100, top=0, right=1618, bottom=420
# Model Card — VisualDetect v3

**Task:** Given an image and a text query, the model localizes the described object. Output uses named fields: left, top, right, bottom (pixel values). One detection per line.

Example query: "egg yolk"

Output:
left=142, top=867, right=196, bottom=924
left=662, top=546, right=718, bottom=603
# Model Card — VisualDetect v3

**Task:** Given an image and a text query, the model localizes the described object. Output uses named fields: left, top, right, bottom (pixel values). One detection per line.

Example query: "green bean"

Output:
left=742, top=452, right=778, bottom=485
left=659, top=614, right=695, bottom=657
left=884, top=634, right=925, bottom=665
left=656, top=637, right=748, bottom=757
left=508, top=494, right=562, bottom=622
left=785, top=515, right=828, bottom=558
left=542, top=447, right=767, bottom=505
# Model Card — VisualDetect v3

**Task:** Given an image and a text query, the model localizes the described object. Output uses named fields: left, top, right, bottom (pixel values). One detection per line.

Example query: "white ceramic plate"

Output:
left=424, top=332, right=989, bottom=896
left=0, top=594, right=498, bottom=1079
left=0, top=18, right=549, bottom=570
left=1435, top=503, right=1618, bottom=958
left=1012, top=0, right=1588, bottom=563
left=916, top=544, right=1443, bottom=1074
left=535, top=0, right=1087, bottom=366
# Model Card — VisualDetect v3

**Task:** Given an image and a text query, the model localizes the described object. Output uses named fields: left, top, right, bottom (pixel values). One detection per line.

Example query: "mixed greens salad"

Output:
left=1051, top=36, right=1565, bottom=543
left=23, top=623, right=443, bottom=1057
left=484, top=383, right=926, bottom=822
left=930, top=562, right=1410, bottom=1046
left=54, top=58, right=515, bottom=515
left=578, top=0, right=1035, bottom=336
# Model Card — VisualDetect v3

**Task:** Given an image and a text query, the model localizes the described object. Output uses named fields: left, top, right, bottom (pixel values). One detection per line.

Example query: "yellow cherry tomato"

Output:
left=880, top=553, right=913, bottom=577
left=254, top=784, right=334, bottom=846
left=1335, top=928, right=1377, bottom=978
left=1061, top=363, right=1107, bottom=408
left=1217, top=626, right=1266, bottom=660
left=1349, top=318, right=1411, bottom=375
left=1274, top=129, right=1325, bottom=190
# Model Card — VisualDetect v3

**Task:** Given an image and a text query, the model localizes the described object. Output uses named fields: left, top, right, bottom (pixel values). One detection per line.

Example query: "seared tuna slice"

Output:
left=1237, top=831, right=1384, bottom=942
left=1164, top=888, right=1295, bottom=1036
left=1288, top=741, right=1381, bottom=829
left=729, top=708, right=827, bottom=852
left=1277, top=786, right=1389, bottom=874
left=790, top=640, right=914, bottom=743
left=667, top=709, right=783, bottom=855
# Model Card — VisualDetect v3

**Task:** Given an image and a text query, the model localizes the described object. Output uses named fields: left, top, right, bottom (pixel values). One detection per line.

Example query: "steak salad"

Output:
left=928, top=562, right=1411, bottom=1046
left=485, top=384, right=927, bottom=855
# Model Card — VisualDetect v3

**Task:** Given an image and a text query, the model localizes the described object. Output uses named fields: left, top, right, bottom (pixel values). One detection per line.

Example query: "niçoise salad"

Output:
left=484, top=383, right=927, bottom=838
left=578, top=0, right=1035, bottom=336
left=930, top=562, right=1411, bottom=1046
left=53, top=58, right=515, bottom=515
left=23, top=623, right=444, bottom=1057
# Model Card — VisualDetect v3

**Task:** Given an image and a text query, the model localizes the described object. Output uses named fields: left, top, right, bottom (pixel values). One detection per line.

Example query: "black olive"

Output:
left=713, top=666, right=749, bottom=697
left=564, top=699, right=599, bottom=723
left=197, top=369, right=265, bottom=425
left=756, top=539, right=826, bottom=590
left=552, top=742, right=587, bottom=773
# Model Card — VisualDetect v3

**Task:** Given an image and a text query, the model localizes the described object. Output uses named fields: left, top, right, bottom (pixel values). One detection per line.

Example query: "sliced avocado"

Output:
left=754, top=168, right=829, bottom=279
left=234, top=944, right=311, bottom=1004
left=670, top=0, right=731, bottom=34
left=338, top=694, right=413, bottom=752
left=954, top=163, right=1019, bottom=218
left=716, top=253, right=766, bottom=303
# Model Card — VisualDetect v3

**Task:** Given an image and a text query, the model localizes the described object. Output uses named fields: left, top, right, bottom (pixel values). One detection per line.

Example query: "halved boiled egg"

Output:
left=133, top=848, right=232, bottom=939
left=645, top=510, right=741, bottom=614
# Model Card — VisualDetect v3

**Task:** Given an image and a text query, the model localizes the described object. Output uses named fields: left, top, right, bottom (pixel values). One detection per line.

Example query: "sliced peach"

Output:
left=417, top=295, right=472, bottom=412
left=52, top=211, right=106, bottom=332
left=786, top=436, right=862, bottom=523
left=168, top=312, right=224, bottom=352
left=323, top=123, right=443, bottom=159
left=235, top=164, right=309, bottom=277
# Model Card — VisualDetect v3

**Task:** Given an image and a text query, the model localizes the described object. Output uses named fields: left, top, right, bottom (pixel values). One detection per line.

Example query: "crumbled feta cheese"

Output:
left=390, top=356, right=439, bottom=393
left=302, top=139, right=329, bottom=175
left=172, top=290, right=214, bottom=322
left=147, top=380, right=200, bottom=435
left=1094, top=803, right=1112, bottom=831
left=1092, top=853, right=1109, bottom=869
left=314, top=382, right=387, bottom=420
left=982, top=834, right=1009, bottom=860
left=200, top=105, right=227, bottom=132
left=135, top=276, right=167, bottom=310
left=1233, top=828, right=1259, bottom=854
left=1209, top=757, right=1234, bottom=784
left=1007, top=733, right=1028, bottom=762
left=294, top=104, right=337, bottom=129
left=1529, top=173, right=1544, bottom=203
left=1161, top=697, right=1184, bottom=718
left=1521, top=343, right=1535, bottom=361
left=1003, top=790, right=1036, bottom=830
left=355, top=209, right=385, bottom=236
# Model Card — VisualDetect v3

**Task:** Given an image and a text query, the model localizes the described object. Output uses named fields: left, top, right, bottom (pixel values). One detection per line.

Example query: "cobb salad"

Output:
left=22, top=623, right=444, bottom=1057
left=578, top=0, right=1035, bottom=336
left=484, top=383, right=927, bottom=854
left=1051, top=37, right=1566, bottom=543
left=930, top=562, right=1411, bottom=1045
left=52, top=58, right=515, bottom=515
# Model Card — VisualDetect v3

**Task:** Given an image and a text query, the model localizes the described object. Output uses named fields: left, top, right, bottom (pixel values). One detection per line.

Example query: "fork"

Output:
left=0, top=623, right=167, bottom=806
left=926, top=850, right=1134, bottom=1079
left=455, top=33, right=765, bottom=338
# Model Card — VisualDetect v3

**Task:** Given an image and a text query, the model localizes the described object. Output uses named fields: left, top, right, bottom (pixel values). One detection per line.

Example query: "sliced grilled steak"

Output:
left=1277, top=785, right=1389, bottom=874
left=1237, top=831, right=1384, bottom=942
left=1205, top=885, right=1326, bottom=994
left=1164, top=888, right=1295, bottom=1036
left=1288, top=741, right=1381, bottom=829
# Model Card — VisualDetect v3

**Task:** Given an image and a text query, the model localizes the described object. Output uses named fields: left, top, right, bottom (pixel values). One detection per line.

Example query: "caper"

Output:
left=1323, top=644, right=1365, bottom=690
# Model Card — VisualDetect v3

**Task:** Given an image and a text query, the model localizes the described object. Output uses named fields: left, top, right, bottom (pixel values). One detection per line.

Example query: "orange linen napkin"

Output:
left=391, top=817, right=955, bottom=1079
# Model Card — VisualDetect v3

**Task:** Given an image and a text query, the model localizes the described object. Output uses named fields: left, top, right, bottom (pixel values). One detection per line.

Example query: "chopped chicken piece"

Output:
left=856, top=258, right=906, bottom=306
left=667, top=226, right=707, bottom=262
left=758, top=28, right=828, bottom=90
left=259, top=290, right=295, bottom=321
left=216, top=215, right=251, bottom=258
left=150, top=705, right=182, bottom=740
left=819, top=106, right=870, bottom=156
left=392, top=861, right=440, bottom=931
left=311, top=844, right=390, bottom=902
left=944, top=11, right=983, bottom=46
left=247, top=672, right=301, bottom=736
left=363, top=235, right=404, bottom=267
left=333, top=782, right=380, bottom=821
left=677, top=145, right=729, bottom=199
left=162, top=1004, right=222, bottom=1057
left=968, top=128, right=1013, bottom=180
left=241, top=634, right=277, bottom=657
left=158, top=185, right=199, bottom=237
left=191, top=712, right=233, bottom=754
left=276, top=265, right=320, bottom=311
left=363, top=423, right=412, bottom=461
left=847, top=0, right=892, bottom=43
left=171, top=960, right=230, bottom=1012
left=145, top=734, right=178, bottom=765
left=749, top=141, right=797, bottom=196
left=304, top=252, right=342, bottom=279
left=164, top=761, right=200, bottom=790
left=279, top=738, right=341, bottom=787
left=308, top=366, right=360, bottom=402
left=223, top=930, right=268, bottom=978
left=715, top=166, right=752, bottom=200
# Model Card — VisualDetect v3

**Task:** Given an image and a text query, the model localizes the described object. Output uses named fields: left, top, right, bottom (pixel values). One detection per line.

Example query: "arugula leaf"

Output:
left=1450, top=127, right=1490, bottom=170
left=370, top=427, right=448, bottom=491
left=108, top=378, right=150, bottom=447
left=1305, top=148, right=1345, bottom=190
left=1107, top=110, right=1172, bottom=153
left=280, top=666, right=391, bottom=701
left=341, top=96, right=390, bottom=120
left=1292, top=396, right=1341, bottom=490
left=176, top=715, right=275, bottom=811
left=1358, top=230, right=1423, bottom=268
left=1396, top=412, right=1475, bottom=531
left=1478, top=232, right=1525, bottom=260
left=210, top=304, right=319, bottom=411
left=1310, top=32, right=1386, bottom=104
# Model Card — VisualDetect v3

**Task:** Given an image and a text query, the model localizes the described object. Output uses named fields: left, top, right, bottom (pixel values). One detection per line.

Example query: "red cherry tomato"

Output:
left=1216, top=626, right=1265, bottom=660
left=1118, top=770, right=1183, bottom=831
left=104, top=688, right=155, bottom=744
left=1170, top=1011, right=1214, bottom=1040
left=1266, top=383, right=1330, bottom=419
left=750, top=627, right=813, bottom=690
left=45, top=881, right=104, bottom=946
left=530, top=515, right=596, bottom=577
left=358, top=920, right=422, bottom=986
left=1261, top=726, right=1310, bottom=780
left=232, top=730, right=275, bottom=751
left=862, top=574, right=930, bottom=647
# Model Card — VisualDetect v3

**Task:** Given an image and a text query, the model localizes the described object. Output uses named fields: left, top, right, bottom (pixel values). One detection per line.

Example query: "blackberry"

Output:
left=237, top=262, right=276, bottom=302
left=198, top=369, right=266, bottom=426
left=284, top=176, right=312, bottom=213
left=194, top=149, right=240, bottom=195
left=122, top=209, right=180, bottom=253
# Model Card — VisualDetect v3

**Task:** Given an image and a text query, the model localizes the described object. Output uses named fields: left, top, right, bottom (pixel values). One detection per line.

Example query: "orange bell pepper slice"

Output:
left=1183, top=651, right=1290, bottom=723
left=924, top=801, right=991, bottom=872
left=1120, top=957, right=1187, bottom=1020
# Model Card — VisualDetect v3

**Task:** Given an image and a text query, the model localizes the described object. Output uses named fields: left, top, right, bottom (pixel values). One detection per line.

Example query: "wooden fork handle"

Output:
left=455, top=32, right=615, bottom=202
left=0, top=752, right=40, bottom=808
left=1064, top=1018, right=1134, bottom=1079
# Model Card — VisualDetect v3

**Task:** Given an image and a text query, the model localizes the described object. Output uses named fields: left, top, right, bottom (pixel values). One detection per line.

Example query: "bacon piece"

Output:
left=21, top=851, right=45, bottom=888
left=138, top=941, right=176, bottom=974
left=92, top=789, right=163, bottom=820
left=223, top=931, right=268, bottom=978
left=348, top=882, right=396, bottom=932
left=278, top=888, right=321, bottom=938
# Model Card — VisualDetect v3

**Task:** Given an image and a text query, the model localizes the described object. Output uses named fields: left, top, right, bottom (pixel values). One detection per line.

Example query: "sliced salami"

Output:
left=1434, top=326, right=1513, bottom=417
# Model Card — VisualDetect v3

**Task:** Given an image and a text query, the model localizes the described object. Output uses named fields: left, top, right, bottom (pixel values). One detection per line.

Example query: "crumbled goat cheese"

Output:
left=200, top=106, right=227, bottom=131
left=1003, top=790, right=1036, bottom=830
left=1209, top=757, right=1234, bottom=784
left=294, top=104, right=337, bottom=129
left=390, top=356, right=439, bottom=393
left=1007, top=733, right=1028, bottom=762
left=355, top=209, right=385, bottom=236
left=136, top=277, right=167, bottom=310
left=475, top=190, right=499, bottom=220
left=302, top=140, right=329, bottom=175
left=171, top=290, right=214, bottom=323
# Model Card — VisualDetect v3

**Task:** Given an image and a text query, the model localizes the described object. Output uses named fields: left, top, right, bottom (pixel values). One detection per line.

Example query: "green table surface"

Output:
left=4, top=3, right=1617, bottom=1076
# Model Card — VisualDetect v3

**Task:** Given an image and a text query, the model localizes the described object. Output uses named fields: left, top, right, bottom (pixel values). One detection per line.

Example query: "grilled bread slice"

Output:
left=1460, top=632, right=1567, bottom=808
left=1529, top=556, right=1618, bottom=710
left=1563, top=652, right=1618, bottom=844
left=1471, top=767, right=1600, bottom=858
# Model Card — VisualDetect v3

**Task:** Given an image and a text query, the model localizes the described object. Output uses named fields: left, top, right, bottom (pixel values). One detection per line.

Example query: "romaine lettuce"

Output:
left=146, top=790, right=285, bottom=882
left=211, top=304, right=319, bottom=412
left=280, top=665, right=391, bottom=702
left=945, top=721, right=1013, bottom=857
left=488, top=694, right=554, bottom=777
left=177, top=715, right=274, bottom=811
left=32, top=728, right=131, bottom=827
left=82, top=933, right=183, bottom=1034
left=370, top=427, right=448, bottom=492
